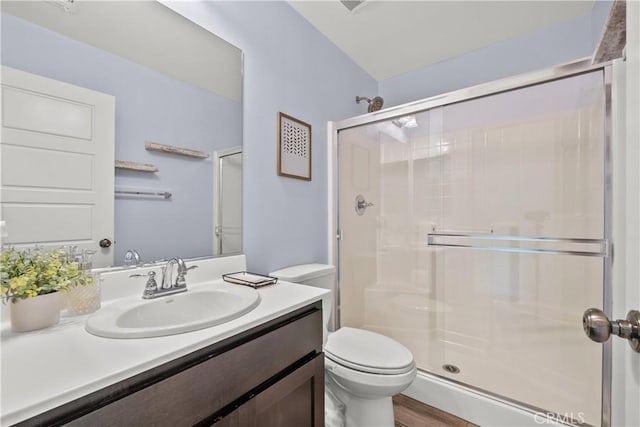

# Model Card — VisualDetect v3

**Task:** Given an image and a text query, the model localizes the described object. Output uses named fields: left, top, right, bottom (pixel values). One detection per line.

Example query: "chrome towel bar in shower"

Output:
left=427, top=232, right=609, bottom=258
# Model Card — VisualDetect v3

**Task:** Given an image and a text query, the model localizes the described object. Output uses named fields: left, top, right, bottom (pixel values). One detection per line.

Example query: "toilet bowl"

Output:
left=269, top=264, right=417, bottom=427
left=325, top=327, right=417, bottom=426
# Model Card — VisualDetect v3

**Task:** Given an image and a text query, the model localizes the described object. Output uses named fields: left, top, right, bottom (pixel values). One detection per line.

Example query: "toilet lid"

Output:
left=325, top=327, right=415, bottom=375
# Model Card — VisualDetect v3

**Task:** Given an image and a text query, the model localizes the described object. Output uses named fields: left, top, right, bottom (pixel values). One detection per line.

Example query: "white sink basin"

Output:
left=85, top=283, right=261, bottom=338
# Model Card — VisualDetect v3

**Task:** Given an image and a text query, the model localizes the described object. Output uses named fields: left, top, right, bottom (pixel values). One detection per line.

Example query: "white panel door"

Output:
left=611, top=3, right=640, bottom=426
left=0, top=66, right=115, bottom=267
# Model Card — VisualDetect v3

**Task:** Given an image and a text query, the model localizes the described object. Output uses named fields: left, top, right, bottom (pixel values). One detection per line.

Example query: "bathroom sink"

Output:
left=85, top=283, right=261, bottom=338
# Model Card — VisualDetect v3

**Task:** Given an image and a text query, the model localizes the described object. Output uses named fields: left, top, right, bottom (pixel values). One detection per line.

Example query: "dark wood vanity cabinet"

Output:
left=17, top=302, right=324, bottom=427
left=213, top=354, right=324, bottom=427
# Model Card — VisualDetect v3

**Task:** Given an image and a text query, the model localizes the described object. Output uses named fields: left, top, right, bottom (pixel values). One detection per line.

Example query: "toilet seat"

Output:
left=325, top=356, right=417, bottom=390
left=325, top=327, right=415, bottom=375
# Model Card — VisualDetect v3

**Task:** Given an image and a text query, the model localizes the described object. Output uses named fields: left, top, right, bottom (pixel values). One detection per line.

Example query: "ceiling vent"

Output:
left=340, top=0, right=367, bottom=12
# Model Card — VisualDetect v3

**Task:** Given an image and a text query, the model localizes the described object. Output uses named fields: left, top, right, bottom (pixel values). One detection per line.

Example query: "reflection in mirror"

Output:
left=216, top=148, right=243, bottom=255
left=0, top=1, right=243, bottom=267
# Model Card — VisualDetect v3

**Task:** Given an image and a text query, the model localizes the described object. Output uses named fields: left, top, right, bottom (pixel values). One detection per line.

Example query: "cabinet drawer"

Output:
left=66, top=307, right=322, bottom=426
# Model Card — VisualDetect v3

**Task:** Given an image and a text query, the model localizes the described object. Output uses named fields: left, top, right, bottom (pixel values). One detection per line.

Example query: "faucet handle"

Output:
left=130, top=271, right=159, bottom=298
left=175, top=264, right=198, bottom=287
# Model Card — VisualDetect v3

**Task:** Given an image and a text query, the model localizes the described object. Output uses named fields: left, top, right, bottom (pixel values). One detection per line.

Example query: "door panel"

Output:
left=0, top=66, right=114, bottom=266
left=2, top=145, right=93, bottom=189
left=611, top=3, right=640, bottom=424
left=2, top=205, right=93, bottom=242
left=2, top=85, right=93, bottom=139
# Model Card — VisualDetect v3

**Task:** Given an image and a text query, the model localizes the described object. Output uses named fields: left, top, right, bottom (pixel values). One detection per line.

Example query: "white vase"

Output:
left=10, top=292, right=61, bottom=332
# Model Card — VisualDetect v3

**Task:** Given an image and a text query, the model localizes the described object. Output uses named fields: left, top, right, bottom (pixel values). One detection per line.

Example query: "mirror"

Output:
left=0, top=1, right=243, bottom=266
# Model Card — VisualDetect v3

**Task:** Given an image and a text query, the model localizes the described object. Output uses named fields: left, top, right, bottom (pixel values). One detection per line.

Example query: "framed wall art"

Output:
left=277, top=112, right=311, bottom=181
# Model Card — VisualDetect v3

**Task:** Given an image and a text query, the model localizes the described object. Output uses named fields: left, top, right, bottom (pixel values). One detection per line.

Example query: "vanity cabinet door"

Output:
left=250, top=354, right=324, bottom=427
left=213, top=353, right=324, bottom=427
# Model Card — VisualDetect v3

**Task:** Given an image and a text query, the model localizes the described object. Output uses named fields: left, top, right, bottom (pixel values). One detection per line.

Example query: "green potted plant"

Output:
left=0, top=247, right=95, bottom=332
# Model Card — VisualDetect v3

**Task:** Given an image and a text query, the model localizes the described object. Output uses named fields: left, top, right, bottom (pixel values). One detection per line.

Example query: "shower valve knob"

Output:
left=355, top=194, right=374, bottom=216
left=582, top=308, right=640, bottom=353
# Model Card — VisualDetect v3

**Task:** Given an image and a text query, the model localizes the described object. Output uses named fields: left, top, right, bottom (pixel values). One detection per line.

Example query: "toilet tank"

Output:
left=270, top=264, right=336, bottom=343
left=269, top=264, right=335, bottom=290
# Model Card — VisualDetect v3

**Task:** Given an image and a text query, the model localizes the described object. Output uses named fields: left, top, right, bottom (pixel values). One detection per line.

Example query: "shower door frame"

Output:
left=329, top=58, right=614, bottom=427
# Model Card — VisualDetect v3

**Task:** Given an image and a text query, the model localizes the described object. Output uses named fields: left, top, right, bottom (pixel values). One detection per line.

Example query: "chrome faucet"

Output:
left=161, top=257, right=186, bottom=289
left=124, top=249, right=141, bottom=266
left=130, top=257, right=198, bottom=299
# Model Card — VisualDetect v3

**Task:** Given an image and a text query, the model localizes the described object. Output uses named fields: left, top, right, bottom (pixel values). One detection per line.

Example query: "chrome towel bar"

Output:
left=427, top=232, right=609, bottom=258
left=115, top=190, right=172, bottom=199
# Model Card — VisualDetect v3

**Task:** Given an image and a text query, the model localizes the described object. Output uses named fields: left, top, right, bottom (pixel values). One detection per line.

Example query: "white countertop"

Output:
left=0, top=278, right=328, bottom=426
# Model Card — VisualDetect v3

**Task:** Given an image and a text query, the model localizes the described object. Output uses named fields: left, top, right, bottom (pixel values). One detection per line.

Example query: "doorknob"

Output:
left=582, top=308, right=640, bottom=353
left=99, top=238, right=112, bottom=248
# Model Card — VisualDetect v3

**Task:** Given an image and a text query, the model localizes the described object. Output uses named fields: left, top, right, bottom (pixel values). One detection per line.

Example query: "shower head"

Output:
left=356, top=95, right=384, bottom=113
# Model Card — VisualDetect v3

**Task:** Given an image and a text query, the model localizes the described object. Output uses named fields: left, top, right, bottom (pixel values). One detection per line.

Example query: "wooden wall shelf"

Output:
left=115, top=160, right=159, bottom=173
left=145, top=141, right=209, bottom=159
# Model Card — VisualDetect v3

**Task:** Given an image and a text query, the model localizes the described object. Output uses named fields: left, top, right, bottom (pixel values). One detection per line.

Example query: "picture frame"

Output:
left=277, top=112, right=312, bottom=181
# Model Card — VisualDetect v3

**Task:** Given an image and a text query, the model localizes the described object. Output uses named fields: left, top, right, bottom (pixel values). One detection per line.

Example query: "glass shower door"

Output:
left=337, top=69, right=607, bottom=425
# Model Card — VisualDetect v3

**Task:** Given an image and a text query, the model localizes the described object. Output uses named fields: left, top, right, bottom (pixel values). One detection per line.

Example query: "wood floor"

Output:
left=393, top=394, right=477, bottom=427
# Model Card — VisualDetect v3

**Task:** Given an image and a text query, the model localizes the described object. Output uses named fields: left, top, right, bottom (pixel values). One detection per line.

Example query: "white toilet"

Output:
left=269, top=264, right=417, bottom=427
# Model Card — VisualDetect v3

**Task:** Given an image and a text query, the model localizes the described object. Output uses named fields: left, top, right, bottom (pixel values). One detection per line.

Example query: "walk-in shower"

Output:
left=332, top=59, right=614, bottom=426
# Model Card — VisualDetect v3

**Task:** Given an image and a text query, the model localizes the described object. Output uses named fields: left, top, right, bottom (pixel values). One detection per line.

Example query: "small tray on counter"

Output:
left=222, top=271, right=278, bottom=288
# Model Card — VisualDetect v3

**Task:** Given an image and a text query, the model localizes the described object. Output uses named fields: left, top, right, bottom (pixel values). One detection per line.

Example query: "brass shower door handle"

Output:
left=582, top=308, right=640, bottom=353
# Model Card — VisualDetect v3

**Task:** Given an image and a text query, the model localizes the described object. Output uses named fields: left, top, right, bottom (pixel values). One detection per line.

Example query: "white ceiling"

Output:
left=1, top=1, right=242, bottom=102
left=3, top=1, right=596, bottom=96
left=288, top=0, right=596, bottom=81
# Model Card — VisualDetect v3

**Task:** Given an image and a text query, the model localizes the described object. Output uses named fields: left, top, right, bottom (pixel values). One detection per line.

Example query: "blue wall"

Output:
left=164, top=1, right=377, bottom=274
left=379, top=1, right=613, bottom=107
left=1, top=12, right=242, bottom=264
